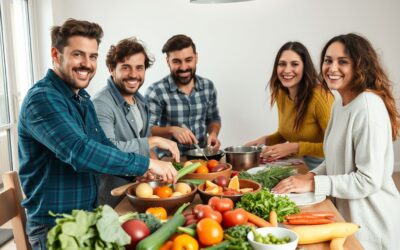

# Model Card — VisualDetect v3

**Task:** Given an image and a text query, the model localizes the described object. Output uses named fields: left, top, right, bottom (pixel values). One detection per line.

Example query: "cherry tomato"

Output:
left=196, top=218, right=224, bottom=246
left=207, top=160, right=219, bottom=172
left=208, top=197, right=234, bottom=213
left=155, top=185, right=173, bottom=198
left=146, top=207, right=168, bottom=220
left=222, top=208, right=248, bottom=228
left=196, top=165, right=209, bottom=174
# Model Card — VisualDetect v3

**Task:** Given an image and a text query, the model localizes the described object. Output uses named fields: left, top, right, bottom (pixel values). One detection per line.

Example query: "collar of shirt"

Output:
left=167, top=74, right=204, bottom=93
left=46, top=69, right=91, bottom=101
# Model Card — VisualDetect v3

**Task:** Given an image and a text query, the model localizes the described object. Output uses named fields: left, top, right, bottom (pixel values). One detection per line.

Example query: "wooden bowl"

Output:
left=181, top=163, right=232, bottom=181
left=197, top=179, right=261, bottom=204
left=126, top=181, right=197, bottom=215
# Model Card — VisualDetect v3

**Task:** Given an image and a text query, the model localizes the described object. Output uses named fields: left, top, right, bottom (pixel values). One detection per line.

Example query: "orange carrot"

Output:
left=269, top=211, right=278, bottom=227
left=285, top=218, right=334, bottom=225
left=245, top=211, right=273, bottom=227
left=285, top=212, right=335, bottom=220
left=299, top=211, right=335, bottom=217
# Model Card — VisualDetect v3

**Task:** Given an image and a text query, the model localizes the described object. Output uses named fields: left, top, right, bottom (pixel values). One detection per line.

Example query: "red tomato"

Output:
left=208, top=197, right=234, bottom=213
left=222, top=208, right=248, bottom=228
left=192, top=204, right=222, bottom=223
left=196, top=218, right=224, bottom=246
left=193, top=204, right=213, bottom=219
left=122, top=219, right=151, bottom=250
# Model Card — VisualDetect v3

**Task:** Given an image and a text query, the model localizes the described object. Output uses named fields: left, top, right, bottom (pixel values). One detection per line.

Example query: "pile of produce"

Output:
left=173, top=159, right=230, bottom=174
left=238, top=165, right=296, bottom=189
left=46, top=205, right=162, bottom=250
left=47, top=205, right=130, bottom=250
left=236, top=188, right=300, bottom=222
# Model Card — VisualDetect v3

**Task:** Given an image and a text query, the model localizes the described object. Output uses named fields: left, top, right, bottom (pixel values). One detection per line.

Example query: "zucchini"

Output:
left=177, top=162, right=201, bottom=179
left=136, top=203, right=189, bottom=250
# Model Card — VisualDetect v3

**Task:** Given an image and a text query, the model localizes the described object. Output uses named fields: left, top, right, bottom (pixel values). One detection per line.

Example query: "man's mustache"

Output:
left=74, top=66, right=94, bottom=73
left=176, top=69, right=192, bottom=74
left=123, top=77, right=141, bottom=82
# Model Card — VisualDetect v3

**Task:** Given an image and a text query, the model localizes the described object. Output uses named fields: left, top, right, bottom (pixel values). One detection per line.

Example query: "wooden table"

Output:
left=114, top=163, right=364, bottom=250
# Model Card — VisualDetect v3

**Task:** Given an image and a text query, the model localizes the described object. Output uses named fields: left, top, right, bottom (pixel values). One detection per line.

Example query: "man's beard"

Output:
left=171, top=68, right=196, bottom=85
left=116, top=77, right=143, bottom=95
left=57, top=55, right=94, bottom=90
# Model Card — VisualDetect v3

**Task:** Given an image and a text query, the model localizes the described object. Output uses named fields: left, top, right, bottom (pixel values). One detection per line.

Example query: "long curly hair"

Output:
left=269, top=42, right=329, bottom=131
left=319, top=33, right=400, bottom=140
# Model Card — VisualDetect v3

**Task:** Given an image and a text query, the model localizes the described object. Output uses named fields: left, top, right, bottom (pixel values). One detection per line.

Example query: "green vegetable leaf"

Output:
left=236, top=188, right=300, bottom=222
left=61, top=221, right=87, bottom=237
left=238, top=166, right=296, bottom=189
left=96, top=205, right=131, bottom=245
left=59, top=234, right=79, bottom=250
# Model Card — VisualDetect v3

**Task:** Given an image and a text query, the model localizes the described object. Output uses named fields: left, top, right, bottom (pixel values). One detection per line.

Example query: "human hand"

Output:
left=207, top=133, right=221, bottom=151
left=148, top=159, right=178, bottom=183
left=261, top=142, right=299, bottom=161
left=171, top=126, right=197, bottom=145
left=148, top=136, right=180, bottom=162
left=271, top=172, right=315, bottom=194
left=136, top=171, right=156, bottom=182
left=244, top=136, right=267, bottom=147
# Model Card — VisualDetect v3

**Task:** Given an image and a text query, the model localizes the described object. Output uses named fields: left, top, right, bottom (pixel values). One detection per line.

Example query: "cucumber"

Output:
left=136, top=203, right=189, bottom=250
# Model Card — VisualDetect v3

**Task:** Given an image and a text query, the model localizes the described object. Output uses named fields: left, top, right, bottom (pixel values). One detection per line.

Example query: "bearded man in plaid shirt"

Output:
left=146, top=34, right=221, bottom=154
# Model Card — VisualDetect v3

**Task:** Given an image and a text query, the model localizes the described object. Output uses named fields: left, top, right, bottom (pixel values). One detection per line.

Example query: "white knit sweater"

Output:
left=312, top=92, right=400, bottom=250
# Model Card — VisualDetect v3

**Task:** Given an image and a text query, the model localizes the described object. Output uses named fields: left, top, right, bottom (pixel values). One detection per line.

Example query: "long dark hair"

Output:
left=269, top=42, right=328, bottom=131
left=319, top=33, right=399, bottom=140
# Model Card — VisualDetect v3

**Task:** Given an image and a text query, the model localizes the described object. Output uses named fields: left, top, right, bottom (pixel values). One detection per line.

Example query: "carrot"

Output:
left=269, top=211, right=278, bottom=227
left=285, top=212, right=335, bottom=220
left=299, top=211, right=335, bottom=217
left=245, top=211, right=273, bottom=227
left=285, top=218, right=334, bottom=225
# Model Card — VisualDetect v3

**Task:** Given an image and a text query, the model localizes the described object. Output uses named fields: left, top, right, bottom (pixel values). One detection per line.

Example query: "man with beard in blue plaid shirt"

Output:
left=146, top=34, right=221, bottom=154
left=18, top=19, right=177, bottom=250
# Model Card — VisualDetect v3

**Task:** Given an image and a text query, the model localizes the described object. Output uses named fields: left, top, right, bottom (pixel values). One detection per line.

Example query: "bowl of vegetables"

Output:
left=126, top=181, right=197, bottom=214
left=247, top=227, right=299, bottom=250
left=197, top=177, right=262, bottom=204
left=180, top=160, right=232, bottom=181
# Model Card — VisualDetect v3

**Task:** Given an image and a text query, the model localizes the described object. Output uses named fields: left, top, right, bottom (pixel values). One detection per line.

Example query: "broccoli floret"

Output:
left=135, top=213, right=162, bottom=233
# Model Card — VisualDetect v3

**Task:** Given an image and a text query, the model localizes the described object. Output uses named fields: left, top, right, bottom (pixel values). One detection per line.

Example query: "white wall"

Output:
left=41, top=0, right=400, bottom=169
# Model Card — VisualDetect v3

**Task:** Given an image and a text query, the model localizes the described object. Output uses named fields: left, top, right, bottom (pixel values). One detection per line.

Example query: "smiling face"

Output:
left=110, top=53, right=146, bottom=100
left=277, top=50, right=304, bottom=93
left=167, top=46, right=198, bottom=86
left=322, top=42, right=354, bottom=97
left=52, top=36, right=98, bottom=93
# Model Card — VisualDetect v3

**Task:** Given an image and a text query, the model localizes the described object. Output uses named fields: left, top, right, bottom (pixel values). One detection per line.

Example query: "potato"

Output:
left=174, top=182, right=192, bottom=194
left=135, top=183, right=153, bottom=198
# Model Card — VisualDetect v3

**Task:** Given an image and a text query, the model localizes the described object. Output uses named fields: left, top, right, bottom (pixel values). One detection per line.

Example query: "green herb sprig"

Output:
left=238, top=165, right=296, bottom=189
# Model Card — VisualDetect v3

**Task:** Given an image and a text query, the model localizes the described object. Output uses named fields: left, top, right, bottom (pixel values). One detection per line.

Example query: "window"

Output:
left=0, top=0, right=34, bottom=187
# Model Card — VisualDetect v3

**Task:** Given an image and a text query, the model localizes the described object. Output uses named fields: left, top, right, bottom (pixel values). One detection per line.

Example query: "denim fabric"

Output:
left=303, top=155, right=324, bottom=170
left=26, top=221, right=49, bottom=250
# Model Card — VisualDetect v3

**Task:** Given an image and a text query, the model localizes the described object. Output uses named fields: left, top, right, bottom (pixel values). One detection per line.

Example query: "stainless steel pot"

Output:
left=185, top=148, right=225, bottom=161
left=224, top=146, right=262, bottom=171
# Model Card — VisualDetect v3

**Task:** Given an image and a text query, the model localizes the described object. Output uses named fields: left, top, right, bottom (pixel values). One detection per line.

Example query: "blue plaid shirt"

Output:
left=18, top=69, right=149, bottom=226
left=145, top=74, right=221, bottom=152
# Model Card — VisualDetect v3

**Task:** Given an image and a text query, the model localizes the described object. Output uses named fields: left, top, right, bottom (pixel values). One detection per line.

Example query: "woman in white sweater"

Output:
left=273, top=33, right=400, bottom=250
